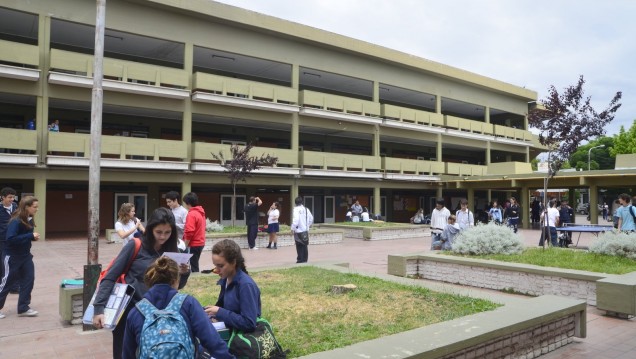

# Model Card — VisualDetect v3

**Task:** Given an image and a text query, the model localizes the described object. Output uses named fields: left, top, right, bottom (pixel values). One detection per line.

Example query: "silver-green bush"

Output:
left=451, top=222, right=524, bottom=255
left=589, top=231, right=636, bottom=259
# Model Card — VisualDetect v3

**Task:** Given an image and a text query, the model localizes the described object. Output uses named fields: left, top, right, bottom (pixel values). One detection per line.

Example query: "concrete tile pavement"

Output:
left=1, top=219, right=634, bottom=358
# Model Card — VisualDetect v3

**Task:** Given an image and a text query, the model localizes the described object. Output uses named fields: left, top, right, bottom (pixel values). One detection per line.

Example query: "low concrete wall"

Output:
left=205, top=229, right=343, bottom=250
left=316, top=223, right=429, bottom=240
left=388, top=253, right=606, bottom=306
left=301, top=263, right=586, bottom=359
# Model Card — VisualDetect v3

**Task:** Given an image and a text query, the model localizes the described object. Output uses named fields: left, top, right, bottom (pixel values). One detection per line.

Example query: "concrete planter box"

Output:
left=205, top=229, right=343, bottom=250
left=388, top=252, right=636, bottom=318
left=300, top=264, right=586, bottom=359
left=316, top=223, right=429, bottom=240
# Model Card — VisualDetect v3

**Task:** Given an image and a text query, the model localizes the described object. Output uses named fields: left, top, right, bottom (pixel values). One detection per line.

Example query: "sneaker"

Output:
left=250, top=247, right=259, bottom=250
left=18, top=309, right=38, bottom=317
left=0, top=311, right=6, bottom=319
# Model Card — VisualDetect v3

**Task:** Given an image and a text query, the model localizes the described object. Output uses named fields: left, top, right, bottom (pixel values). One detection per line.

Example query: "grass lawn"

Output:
left=183, top=267, right=499, bottom=357
left=465, top=247, right=636, bottom=274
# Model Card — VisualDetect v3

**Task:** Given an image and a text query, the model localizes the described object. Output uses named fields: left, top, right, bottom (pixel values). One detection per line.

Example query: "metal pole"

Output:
left=588, top=144, right=605, bottom=171
left=83, top=0, right=106, bottom=331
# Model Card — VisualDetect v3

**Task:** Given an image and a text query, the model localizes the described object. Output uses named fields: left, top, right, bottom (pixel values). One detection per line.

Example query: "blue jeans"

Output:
left=0, top=253, right=35, bottom=313
left=539, top=226, right=558, bottom=247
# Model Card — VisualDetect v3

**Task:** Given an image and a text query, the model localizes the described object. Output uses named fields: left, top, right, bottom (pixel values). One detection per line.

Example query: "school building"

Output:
left=0, top=0, right=550, bottom=238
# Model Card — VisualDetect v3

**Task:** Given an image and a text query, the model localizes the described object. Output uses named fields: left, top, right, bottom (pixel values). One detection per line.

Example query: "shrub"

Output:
left=206, top=218, right=224, bottom=232
left=589, top=231, right=636, bottom=259
left=451, top=222, right=524, bottom=255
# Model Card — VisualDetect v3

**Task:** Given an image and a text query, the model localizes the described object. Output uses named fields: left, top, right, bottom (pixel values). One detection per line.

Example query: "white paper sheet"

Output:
left=162, top=251, right=193, bottom=265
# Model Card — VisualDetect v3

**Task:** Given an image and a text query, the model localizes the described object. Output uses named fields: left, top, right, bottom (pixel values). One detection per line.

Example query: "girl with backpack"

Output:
left=122, top=257, right=234, bottom=359
left=92, top=207, right=190, bottom=359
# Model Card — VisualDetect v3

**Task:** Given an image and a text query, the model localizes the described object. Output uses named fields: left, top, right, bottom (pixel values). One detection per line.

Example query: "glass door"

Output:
left=220, top=194, right=246, bottom=226
left=304, top=196, right=314, bottom=219
left=324, top=196, right=335, bottom=223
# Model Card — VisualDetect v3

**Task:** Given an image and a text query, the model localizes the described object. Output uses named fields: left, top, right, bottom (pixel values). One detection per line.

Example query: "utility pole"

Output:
left=83, top=0, right=106, bottom=331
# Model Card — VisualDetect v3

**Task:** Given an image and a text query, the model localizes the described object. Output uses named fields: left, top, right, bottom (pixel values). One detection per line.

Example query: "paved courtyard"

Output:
left=0, top=217, right=634, bottom=358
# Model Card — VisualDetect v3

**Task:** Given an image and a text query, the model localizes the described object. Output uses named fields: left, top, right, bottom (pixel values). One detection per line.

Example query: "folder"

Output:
left=82, top=283, right=135, bottom=330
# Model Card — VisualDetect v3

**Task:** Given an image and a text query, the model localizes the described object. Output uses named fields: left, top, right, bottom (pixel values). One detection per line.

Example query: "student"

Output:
left=122, top=257, right=234, bottom=359
left=244, top=196, right=262, bottom=250
left=183, top=192, right=206, bottom=272
left=504, top=197, right=521, bottom=233
left=0, top=196, right=40, bottom=319
left=291, top=196, right=314, bottom=263
left=430, top=199, right=451, bottom=249
left=455, top=199, right=474, bottom=230
left=165, top=191, right=187, bottom=243
left=616, top=193, right=636, bottom=232
left=204, top=239, right=261, bottom=333
left=431, top=215, right=460, bottom=250
left=488, top=200, right=503, bottom=224
left=92, top=207, right=188, bottom=359
left=411, top=208, right=425, bottom=224
left=539, top=199, right=560, bottom=247
left=266, top=202, right=280, bottom=249
left=0, top=187, right=19, bottom=294
left=115, top=203, right=145, bottom=246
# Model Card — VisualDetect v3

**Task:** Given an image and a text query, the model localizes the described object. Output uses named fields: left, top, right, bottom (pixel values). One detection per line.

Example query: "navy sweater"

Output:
left=0, top=202, right=17, bottom=244
left=5, top=218, right=35, bottom=256
left=123, top=284, right=234, bottom=359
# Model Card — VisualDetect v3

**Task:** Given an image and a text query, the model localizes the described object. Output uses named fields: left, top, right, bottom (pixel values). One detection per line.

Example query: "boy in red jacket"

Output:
left=183, top=192, right=206, bottom=272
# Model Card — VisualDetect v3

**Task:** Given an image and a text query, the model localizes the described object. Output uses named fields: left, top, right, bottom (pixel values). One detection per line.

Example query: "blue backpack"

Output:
left=135, top=293, right=194, bottom=359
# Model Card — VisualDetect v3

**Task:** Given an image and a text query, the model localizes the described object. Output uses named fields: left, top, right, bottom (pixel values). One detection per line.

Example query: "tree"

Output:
left=528, top=75, right=621, bottom=242
left=611, top=119, right=636, bottom=156
left=568, top=137, right=615, bottom=170
left=212, top=143, right=278, bottom=226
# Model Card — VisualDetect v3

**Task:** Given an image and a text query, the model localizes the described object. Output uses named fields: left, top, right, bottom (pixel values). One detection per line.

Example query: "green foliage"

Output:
left=530, top=157, right=539, bottom=171
left=183, top=267, right=499, bottom=357
left=451, top=222, right=524, bottom=255
left=568, top=136, right=615, bottom=170
left=471, top=247, right=636, bottom=274
left=589, top=231, right=636, bottom=260
left=611, top=119, right=636, bottom=157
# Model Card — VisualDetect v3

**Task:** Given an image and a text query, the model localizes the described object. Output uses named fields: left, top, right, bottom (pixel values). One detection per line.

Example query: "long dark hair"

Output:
left=143, top=207, right=178, bottom=253
left=212, top=239, right=248, bottom=274
left=11, top=196, right=38, bottom=229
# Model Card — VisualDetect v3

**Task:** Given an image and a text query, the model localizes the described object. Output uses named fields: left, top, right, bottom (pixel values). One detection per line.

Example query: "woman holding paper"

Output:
left=204, top=239, right=261, bottom=332
left=92, top=207, right=188, bottom=359
left=122, top=257, right=234, bottom=359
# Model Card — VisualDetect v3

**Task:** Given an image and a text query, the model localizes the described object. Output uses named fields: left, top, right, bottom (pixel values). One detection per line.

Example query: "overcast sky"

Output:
left=214, top=0, right=635, bottom=136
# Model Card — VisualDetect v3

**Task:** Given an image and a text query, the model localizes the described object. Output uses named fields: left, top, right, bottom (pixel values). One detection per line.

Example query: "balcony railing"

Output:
left=445, top=162, right=487, bottom=176
left=300, top=150, right=382, bottom=172
left=445, top=115, right=494, bottom=135
left=300, top=90, right=381, bottom=117
left=192, top=72, right=297, bottom=104
left=192, top=142, right=297, bottom=167
left=383, top=157, right=445, bottom=175
left=0, top=128, right=37, bottom=151
left=48, top=132, right=187, bottom=161
left=381, top=104, right=444, bottom=127
left=0, top=39, right=39, bottom=67
left=49, top=49, right=188, bottom=89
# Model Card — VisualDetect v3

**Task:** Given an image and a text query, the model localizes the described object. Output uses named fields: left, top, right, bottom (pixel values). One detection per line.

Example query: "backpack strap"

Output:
left=630, top=205, right=636, bottom=222
left=165, top=293, right=188, bottom=313
left=135, top=298, right=158, bottom=319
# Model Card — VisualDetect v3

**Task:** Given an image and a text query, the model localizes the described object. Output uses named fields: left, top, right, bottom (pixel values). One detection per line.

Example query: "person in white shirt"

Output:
left=455, top=199, right=474, bottom=230
left=540, top=199, right=560, bottom=247
left=430, top=199, right=451, bottom=250
left=266, top=202, right=280, bottom=249
left=165, top=191, right=188, bottom=251
left=291, top=197, right=314, bottom=263
left=115, top=203, right=144, bottom=245
left=361, top=208, right=371, bottom=222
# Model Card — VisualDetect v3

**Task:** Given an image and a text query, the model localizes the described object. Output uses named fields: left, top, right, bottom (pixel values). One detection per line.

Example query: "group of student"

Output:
left=427, top=197, right=523, bottom=250
left=345, top=200, right=373, bottom=222
left=97, top=205, right=257, bottom=358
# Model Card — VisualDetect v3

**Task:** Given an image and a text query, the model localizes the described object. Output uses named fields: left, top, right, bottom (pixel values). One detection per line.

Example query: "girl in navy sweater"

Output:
left=0, top=196, right=40, bottom=319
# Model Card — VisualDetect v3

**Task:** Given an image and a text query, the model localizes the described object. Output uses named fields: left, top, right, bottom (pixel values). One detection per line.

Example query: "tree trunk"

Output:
left=231, top=182, right=236, bottom=227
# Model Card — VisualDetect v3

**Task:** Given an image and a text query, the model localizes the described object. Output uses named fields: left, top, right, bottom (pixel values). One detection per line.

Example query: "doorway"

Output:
left=114, top=193, right=147, bottom=224
left=220, top=194, right=246, bottom=226
left=324, top=196, right=335, bottom=223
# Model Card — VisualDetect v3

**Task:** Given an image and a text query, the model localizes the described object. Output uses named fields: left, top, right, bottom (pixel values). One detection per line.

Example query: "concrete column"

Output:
left=436, top=187, right=443, bottom=199
left=290, top=180, right=299, bottom=218
left=436, top=133, right=442, bottom=162
left=183, top=42, right=194, bottom=161
left=34, top=175, right=46, bottom=240
left=181, top=181, right=192, bottom=197
left=372, top=124, right=380, bottom=157
left=524, top=114, right=529, bottom=131
left=37, top=15, right=51, bottom=165
left=292, top=64, right=299, bottom=90
left=467, top=187, right=475, bottom=210
left=435, top=95, right=442, bottom=114
left=486, top=142, right=491, bottom=165
left=525, top=147, right=530, bottom=163
left=589, top=183, right=598, bottom=224
left=372, top=81, right=379, bottom=102
left=291, top=113, right=299, bottom=152
left=568, top=187, right=576, bottom=224
left=521, top=185, right=530, bottom=229
left=485, top=106, right=490, bottom=124
left=373, top=185, right=381, bottom=216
